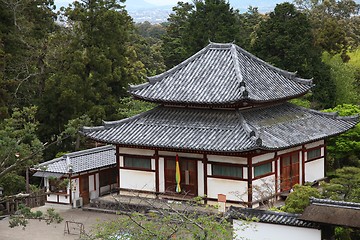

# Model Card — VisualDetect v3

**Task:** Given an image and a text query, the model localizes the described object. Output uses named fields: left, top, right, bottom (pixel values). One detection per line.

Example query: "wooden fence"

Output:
left=0, top=189, right=46, bottom=215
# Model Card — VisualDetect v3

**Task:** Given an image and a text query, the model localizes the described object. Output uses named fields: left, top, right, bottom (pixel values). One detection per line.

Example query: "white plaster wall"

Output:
left=159, top=157, right=165, bottom=192
left=234, top=220, right=321, bottom=240
left=197, top=161, right=204, bottom=196
left=299, top=151, right=303, bottom=184
left=277, top=146, right=302, bottom=156
left=305, top=158, right=325, bottom=182
left=305, top=140, right=324, bottom=149
left=89, top=174, right=95, bottom=192
left=95, top=173, right=100, bottom=198
left=207, top=178, right=248, bottom=202
left=120, top=169, right=155, bottom=191
left=207, top=155, right=247, bottom=164
left=59, top=195, right=70, bottom=204
left=47, top=194, right=57, bottom=202
left=120, top=147, right=154, bottom=156
left=252, top=175, right=276, bottom=201
left=252, top=153, right=275, bottom=164
left=159, top=151, right=202, bottom=159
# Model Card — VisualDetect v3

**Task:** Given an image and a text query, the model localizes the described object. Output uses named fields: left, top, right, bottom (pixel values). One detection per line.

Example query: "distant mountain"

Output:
left=124, top=0, right=157, bottom=10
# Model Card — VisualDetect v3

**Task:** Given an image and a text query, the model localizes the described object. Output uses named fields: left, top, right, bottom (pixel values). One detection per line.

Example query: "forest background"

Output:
left=0, top=0, right=360, bottom=205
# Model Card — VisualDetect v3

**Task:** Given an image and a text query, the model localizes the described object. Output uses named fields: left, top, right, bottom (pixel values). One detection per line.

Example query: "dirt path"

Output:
left=0, top=204, right=120, bottom=240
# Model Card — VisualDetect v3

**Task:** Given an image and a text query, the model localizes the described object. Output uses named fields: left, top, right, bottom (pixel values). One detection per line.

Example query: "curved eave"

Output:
left=131, top=90, right=311, bottom=107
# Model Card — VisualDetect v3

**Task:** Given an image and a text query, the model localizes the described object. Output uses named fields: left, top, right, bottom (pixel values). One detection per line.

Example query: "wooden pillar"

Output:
left=247, top=156, right=253, bottom=208
left=324, top=140, right=327, bottom=178
left=203, top=154, right=208, bottom=203
left=302, top=145, right=306, bottom=184
left=274, top=152, right=278, bottom=196
left=116, top=145, right=121, bottom=193
left=154, top=150, right=159, bottom=194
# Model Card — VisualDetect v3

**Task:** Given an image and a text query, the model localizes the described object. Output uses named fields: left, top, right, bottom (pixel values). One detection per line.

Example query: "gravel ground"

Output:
left=0, top=204, right=120, bottom=240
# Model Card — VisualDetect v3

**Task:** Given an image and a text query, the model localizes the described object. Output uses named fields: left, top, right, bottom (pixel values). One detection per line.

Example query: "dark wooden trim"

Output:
left=120, top=166, right=156, bottom=172
left=119, top=153, right=153, bottom=158
left=247, top=156, right=252, bottom=208
left=122, top=155, right=152, bottom=171
left=324, top=140, right=327, bottom=178
left=46, top=200, right=71, bottom=205
left=252, top=158, right=275, bottom=167
left=305, top=147, right=324, bottom=162
left=208, top=161, right=247, bottom=168
left=161, top=155, right=202, bottom=161
left=203, top=154, right=208, bottom=203
left=154, top=150, right=159, bottom=193
left=207, top=176, right=247, bottom=181
left=302, top=145, right=306, bottom=184
left=116, top=145, right=120, bottom=191
left=304, top=144, right=325, bottom=152
left=306, top=156, right=324, bottom=163
left=252, top=172, right=275, bottom=180
left=274, top=152, right=278, bottom=194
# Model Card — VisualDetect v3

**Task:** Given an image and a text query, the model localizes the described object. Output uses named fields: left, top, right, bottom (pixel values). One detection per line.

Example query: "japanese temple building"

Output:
left=81, top=42, right=358, bottom=208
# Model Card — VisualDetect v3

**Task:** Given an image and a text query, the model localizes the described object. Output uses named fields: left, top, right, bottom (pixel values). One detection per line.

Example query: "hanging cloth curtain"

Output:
left=175, top=154, right=181, bottom=193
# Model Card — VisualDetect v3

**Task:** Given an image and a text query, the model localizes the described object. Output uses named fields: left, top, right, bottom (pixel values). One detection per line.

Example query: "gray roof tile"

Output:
left=33, top=145, right=115, bottom=175
left=81, top=103, right=358, bottom=153
left=228, top=206, right=318, bottom=228
left=129, top=43, right=313, bottom=105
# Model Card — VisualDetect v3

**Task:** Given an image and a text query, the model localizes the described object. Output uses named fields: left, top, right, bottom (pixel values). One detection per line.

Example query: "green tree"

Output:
left=37, top=0, right=146, bottom=144
left=0, top=0, right=57, bottom=114
left=323, top=104, right=360, bottom=168
left=322, top=52, right=360, bottom=105
left=0, top=106, right=43, bottom=181
left=281, top=184, right=321, bottom=214
left=294, top=0, right=360, bottom=60
left=251, top=2, right=335, bottom=108
left=322, top=167, right=360, bottom=203
left=162, top=0, right=240, bottom=68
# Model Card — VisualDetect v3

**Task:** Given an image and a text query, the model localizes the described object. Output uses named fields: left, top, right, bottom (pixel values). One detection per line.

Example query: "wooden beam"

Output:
left=247, top=156, right=252, bottom=208
left=203, top=154, right=208, bottom=203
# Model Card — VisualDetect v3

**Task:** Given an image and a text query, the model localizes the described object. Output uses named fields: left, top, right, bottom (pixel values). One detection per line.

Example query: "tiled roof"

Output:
left=33, top=145, right=116, bottom=175
left=81, top=103, right=358, bottom=153
left=300, top=198, right=360, bottom=228
left=129, top=43, right=313, bottom=105
left=228, top=206, right=318, bottom=228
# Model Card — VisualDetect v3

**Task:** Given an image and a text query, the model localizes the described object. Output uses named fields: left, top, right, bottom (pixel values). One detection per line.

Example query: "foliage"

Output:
left=0, top=106, right=43, bottom=180
left=236, top=7, right=266, bottom=51
left=37, top=0, right=145, bottom=146
left=322, top=51, right=360, bottom=105
left=294, top=0, right=360, bottom=58
left=0, top=172, right=26, bottom=196
left=281, top=184, right=321, bottom=213
left=117, top=97, right=155, bottom=119
left=251, top=2, right=335, bottom=108
left=321, top=167, right=360, bottom=202
left=0, top=0, right=58, bottom=116
left=323, top=104, right=360, bottom=168
left=83, top=195, right=233, bottom=240
left=162, top=0, right=240, bottom=68
left=9, top=204, right=63, bottom=229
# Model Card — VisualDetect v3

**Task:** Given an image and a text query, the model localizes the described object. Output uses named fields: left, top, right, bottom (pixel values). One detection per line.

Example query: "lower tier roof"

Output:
left=81, top=103, right=358, bottom=153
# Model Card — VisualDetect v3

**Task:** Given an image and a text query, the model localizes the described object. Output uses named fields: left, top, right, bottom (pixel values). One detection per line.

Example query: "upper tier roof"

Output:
left=81, top=103, right=358, bottom=154
left=129, top=42, right=313, bottom=106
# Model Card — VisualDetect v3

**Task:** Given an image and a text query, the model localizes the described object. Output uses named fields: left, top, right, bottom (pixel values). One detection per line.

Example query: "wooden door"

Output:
left=165, top=157, right=197, bottom=196
left=79, top=175, right=90, bottom=205
left=280, top=152, right=300, bottom=192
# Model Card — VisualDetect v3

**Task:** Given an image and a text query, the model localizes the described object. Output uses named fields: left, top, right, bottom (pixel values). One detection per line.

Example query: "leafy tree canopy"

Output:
left=251, top=2, right=336, bottom=108
left=323, top=104, right=360, bottom=168
left=281, top=184, right=321, bottom=214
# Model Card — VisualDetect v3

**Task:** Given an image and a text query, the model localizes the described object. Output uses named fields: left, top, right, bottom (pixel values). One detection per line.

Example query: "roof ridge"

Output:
left=63, top=145, right=114, bottom=158
left=310, top=197, right=360, bottom=209
left=234, top=44, right=313, bottom=86
left=231, top=45, right=248, bottom=99
left=236, top=110, right=262, bottom=146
